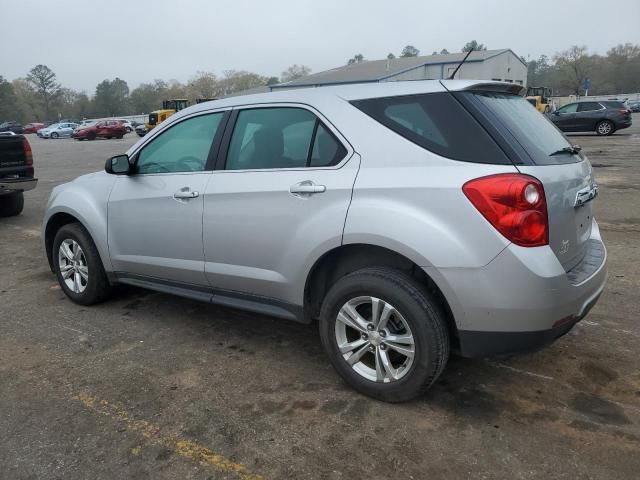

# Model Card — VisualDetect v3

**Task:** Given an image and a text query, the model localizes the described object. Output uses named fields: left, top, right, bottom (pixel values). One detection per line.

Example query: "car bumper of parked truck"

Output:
left=0, top=178, right=38, bottom=193
left=428, top=220, right=607, bottom=358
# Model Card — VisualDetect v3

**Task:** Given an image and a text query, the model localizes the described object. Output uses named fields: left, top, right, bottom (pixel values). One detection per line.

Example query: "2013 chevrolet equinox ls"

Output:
left=43, top=80, right=607, bottom=402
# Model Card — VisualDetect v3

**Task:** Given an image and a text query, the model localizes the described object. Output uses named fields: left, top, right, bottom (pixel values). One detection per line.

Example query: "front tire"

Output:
left=319, top=267, right=449, bottom=402
left=0, top=192, right=24, bottom=217
left=50, top=132, right=59, bottom=139
left=53, top=223, right=112, bottom=305
left=596, top=120, right=615, bottom=136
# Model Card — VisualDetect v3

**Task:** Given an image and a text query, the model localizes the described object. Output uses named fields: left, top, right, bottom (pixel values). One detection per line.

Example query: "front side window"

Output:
left=136, top=113, right=223, bottom=174
left=226, top=107, right=346, bottom=170
left=557, top=103, right=578, bottom=114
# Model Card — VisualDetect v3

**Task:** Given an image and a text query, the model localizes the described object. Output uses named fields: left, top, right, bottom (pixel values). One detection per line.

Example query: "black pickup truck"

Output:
left=0, top=132, right=37, bottom=216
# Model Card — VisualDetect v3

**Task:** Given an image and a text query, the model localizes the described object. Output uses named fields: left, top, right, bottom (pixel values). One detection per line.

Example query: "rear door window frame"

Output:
left=214, top=103, right=353, bottom=172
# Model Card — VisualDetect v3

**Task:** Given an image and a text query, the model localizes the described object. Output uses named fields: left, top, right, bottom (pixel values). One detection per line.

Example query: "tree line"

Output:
left=0, top=64, right=311, bottom=123
left=2, top=41, right=639, bottom=123
left=525, top=44, right=640, bottom=96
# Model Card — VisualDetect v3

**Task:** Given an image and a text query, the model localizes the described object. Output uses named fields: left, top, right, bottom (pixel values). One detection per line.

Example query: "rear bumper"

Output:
left=428, top=219, right=607, bottom=357
left=0, top=178, right=38, bottom=193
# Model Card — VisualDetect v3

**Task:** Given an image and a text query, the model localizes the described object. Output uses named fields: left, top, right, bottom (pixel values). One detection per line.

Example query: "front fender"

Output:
left=43, top=174, right=115, bottom=272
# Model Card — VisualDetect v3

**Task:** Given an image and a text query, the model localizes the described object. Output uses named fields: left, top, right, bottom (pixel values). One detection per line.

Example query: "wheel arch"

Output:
left=303, top=243, right=459, bottom=349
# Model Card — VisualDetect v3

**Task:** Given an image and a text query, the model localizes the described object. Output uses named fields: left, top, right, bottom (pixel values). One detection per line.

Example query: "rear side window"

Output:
left=226, top=107, right=346, bottom=170
left=577, top=102, right=602, bottom=112
left=351, top=92, right=510, bottom=164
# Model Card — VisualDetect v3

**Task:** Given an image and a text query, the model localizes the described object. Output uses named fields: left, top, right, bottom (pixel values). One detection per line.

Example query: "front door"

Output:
left=554, top=103, right=579, bottom=131
left=108, top=111, right=227, bottom=285
left=202, top=106, right=359, bottom=305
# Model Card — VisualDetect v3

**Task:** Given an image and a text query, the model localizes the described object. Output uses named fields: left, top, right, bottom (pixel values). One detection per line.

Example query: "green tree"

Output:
left=280, top=64, right=311, bottom=82
left=0, top=76, right=20, bottom=122
left=266, top=76, right=280, bottom=86
left=462, top=40, right=487, bottom=52
left=440, top=49, right=450, bottom=55
left=387, top=53, right=396, bottom=60
left=218, top=70, right=268, bottom=95
left=26, top=64, right=61, bottom=120
left=400, top=45, right=420, bottom=57
left=94, top=77, right=130, bottom=116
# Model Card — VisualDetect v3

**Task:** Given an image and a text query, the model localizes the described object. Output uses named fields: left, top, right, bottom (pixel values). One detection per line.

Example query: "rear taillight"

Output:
left=463, top=173, right=548, bottom=247
left=22, top=137, right=33, bottom=166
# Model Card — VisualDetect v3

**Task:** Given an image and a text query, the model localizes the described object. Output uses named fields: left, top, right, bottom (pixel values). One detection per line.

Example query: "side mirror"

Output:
left=105, top=154, right=132, bottom=175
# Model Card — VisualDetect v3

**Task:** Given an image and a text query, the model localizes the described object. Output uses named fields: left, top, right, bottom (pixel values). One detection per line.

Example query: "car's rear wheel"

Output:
left=53, top=223, right=112, bottom=305
left=596, top=120, right=615, bottom=136
left=0, top=192, right=24, bottom=217
left=126, top=127, right=132, bottom=133
left=319, top=267, right=449, bottom=402
left=51, top=132, right=59, bottom=139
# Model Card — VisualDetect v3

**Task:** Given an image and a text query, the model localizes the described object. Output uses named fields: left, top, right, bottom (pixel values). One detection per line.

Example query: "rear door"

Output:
left=576, top=102, right=604, bottom=131
left=202, top=105, right=358, bottom=304
left=553, top=103, right=579, bottom=131
left=468, top=92, right=596, bottom=270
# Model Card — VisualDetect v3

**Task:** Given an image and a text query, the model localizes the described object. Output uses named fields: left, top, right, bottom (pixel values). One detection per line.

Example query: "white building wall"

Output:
left=385, top=51, right=528, bottom=87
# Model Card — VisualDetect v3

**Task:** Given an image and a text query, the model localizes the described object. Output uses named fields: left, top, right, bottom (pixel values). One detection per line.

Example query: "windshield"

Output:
left=471, top=92, right=579, bottom=165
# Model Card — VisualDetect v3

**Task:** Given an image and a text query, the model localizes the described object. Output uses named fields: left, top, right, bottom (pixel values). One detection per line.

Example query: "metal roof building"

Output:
left=271, top=49, right=527, bottom=90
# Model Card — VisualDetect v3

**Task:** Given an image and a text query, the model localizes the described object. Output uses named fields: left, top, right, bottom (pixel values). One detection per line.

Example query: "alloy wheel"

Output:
left=335, top=296, right=415, bottom=383
left=598, top=122, right=612, bottom=135
left=58, top=239, right=89, bottom=293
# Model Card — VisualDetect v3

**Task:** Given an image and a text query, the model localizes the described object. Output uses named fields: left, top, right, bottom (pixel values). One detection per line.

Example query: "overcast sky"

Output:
left=2, top=0, right=640, bottom=92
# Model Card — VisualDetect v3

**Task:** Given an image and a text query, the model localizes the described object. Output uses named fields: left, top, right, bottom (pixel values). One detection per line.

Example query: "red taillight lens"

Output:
left=22, top=137, right=33, bottom=166
left=463, top=173, right=548, bottom=247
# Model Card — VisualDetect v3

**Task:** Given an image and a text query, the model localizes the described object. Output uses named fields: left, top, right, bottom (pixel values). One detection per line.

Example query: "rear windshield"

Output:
left=351, top=92, right=510, bottom=164
left=468, top=92, right=580, bottom=165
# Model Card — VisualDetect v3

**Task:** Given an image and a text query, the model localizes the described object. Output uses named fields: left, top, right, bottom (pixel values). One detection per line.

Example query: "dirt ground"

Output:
left=1, top=118, right=639, bottom=480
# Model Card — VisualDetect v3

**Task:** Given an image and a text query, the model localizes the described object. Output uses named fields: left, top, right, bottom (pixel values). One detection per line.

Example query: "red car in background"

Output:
left=72, top=120, right=127, bottom=140
left=22, top=123, right=46, bottom=134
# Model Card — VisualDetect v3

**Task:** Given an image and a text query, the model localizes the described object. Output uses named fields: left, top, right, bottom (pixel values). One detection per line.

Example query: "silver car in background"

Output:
left=42, top=80, right=607, bottom=402
left=38, top=122, right=79, bottom=139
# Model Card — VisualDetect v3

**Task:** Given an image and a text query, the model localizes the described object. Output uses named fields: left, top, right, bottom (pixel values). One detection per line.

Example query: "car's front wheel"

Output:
left=596, top=120, right=615, bottom=136
left=319, top=267, right=449, bottom=402
left=53, top=223, right=112, bottom=305
left=50, top=132, right=59, bottom=139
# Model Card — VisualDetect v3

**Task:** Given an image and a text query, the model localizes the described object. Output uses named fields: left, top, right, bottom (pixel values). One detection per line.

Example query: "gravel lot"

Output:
left=1, top=120, right=639, bottom=480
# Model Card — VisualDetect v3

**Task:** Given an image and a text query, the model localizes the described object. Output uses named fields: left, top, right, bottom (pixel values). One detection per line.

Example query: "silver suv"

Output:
left=43, top=80, right=607, bottom=402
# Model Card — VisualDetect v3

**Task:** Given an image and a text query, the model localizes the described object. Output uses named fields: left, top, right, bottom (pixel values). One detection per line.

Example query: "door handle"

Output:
left=290, top=181, right=326, bottom=195
left=174, top=189, right=199, bottom=199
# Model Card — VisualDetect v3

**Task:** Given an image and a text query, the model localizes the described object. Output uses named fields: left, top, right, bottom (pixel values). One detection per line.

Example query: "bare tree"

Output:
left=462, top=40, right=486, bottom=52
left=26, top=64, right=61, bottom=119
left=554, top=46, right=592, bottom=95
left=280, top=64, right=311, bottom=83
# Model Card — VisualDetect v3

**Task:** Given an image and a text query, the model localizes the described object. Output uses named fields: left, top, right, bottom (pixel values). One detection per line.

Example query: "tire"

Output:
left=106, top=136, right=112, bottom=140
left=596, top=120, right=615, bottom=136
left=116, top=135, right=123, bottom=139
left=51, top=132, right=59, bottom=139
left=53, top=223, right=112, bottom=305
left=88, top=132, right=97, bottom=141
left=126, top=127, right=132, bottom=133
left=319, top=267, right=449, bottom=402
left=0, top=192, right=24, bottom=217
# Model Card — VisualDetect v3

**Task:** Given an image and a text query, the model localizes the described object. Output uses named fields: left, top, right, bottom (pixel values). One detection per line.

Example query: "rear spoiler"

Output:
left=440, top=80, right=526, bottom=96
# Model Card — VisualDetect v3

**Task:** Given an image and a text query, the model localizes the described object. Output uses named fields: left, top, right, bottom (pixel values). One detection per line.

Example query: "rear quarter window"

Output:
left=350, top=92, right=510, bottom=165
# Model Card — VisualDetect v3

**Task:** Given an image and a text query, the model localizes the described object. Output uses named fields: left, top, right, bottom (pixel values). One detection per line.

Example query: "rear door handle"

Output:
left=290, top=181, right=326, bottom=195
left=174, top=188, right=199, bottom=199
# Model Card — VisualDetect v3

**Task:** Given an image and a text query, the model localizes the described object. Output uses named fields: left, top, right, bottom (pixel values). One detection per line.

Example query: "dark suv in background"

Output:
left=549, top=101, right=632, bottom=135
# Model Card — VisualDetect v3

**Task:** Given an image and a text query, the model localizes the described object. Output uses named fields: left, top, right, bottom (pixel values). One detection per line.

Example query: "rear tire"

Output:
left=0, top=192, right=24, bottom=217
left=596, top=120, right=614, bottom=136
left=319, top=267, right=449, bottom=402
left=53, top=223, right=113, bottom=305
